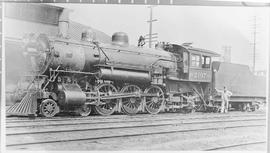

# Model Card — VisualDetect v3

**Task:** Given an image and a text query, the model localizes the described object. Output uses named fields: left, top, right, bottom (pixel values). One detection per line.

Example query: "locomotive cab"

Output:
left=163, top=43, right=219, bottom=82
left=161, top=44, right=189, bottom=79
left=187, top=47, right=219, bottom=82
left=161, top=43, right=220, bottom=113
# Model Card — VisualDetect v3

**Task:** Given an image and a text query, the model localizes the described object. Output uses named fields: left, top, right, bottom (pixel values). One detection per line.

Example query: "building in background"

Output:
left=5, top=3, right=111, bottom=89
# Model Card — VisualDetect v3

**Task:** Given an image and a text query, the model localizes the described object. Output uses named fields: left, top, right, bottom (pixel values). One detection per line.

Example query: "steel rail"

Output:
left=6, top=116, right=265, bottom=129
left=6, top=114, right=265, bottom=124
left=6, top=124, right=265, bottom=147
left=6, top=118, right=266, bottom=135
left=6, top=113, right=265, bottom=124
left=203, top=141, right=266, bottom=151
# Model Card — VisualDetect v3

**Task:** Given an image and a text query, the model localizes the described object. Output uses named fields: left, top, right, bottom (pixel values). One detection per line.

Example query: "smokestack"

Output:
left=58, top=9, right=70, bottom=38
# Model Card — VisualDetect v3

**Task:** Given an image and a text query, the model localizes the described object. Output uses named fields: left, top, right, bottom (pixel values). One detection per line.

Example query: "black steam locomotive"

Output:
left=7, top=31, right=266, bottom=117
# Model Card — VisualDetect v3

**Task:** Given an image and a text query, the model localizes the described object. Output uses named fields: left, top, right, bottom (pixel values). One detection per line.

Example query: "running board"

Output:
left=6, top=92, right=38, bottom=117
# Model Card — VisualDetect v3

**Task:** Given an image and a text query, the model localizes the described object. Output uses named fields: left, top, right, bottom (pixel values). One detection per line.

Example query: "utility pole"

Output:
left=222, top=45, right=232, bottom=63
left=147, top=6, right=158, bottom=48
left=252, top=15, right=257, bottom=73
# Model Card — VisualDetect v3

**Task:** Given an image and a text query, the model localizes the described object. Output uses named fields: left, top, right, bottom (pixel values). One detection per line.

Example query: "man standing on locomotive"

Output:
left=138, top=35, right=145, bottom=47
left=215, top=86, right=232, bottom=113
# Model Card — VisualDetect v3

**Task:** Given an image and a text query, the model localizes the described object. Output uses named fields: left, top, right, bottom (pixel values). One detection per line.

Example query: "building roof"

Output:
left=69, top=21, right=111, bottom=43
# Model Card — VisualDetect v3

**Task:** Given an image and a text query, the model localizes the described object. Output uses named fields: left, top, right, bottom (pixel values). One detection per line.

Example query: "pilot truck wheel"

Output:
left=39, top=99, right=59, bottom=117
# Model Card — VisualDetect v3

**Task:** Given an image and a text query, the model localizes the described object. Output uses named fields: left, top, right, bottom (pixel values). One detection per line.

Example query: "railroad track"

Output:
left=6, top=112, right=266, bottom=150
left=6, top=113, right=265, bottom=128
left=6, top=116, right=266, bottom=129
left=7, top=124, right=265, bottom=148
left=6, top=117, right=266, bottom=135
left=7, top=117, right=266, bottom=148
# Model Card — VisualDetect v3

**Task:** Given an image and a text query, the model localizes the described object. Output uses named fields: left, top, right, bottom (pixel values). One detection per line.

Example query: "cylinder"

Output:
left=58, top=84, right=86, bottom=106
left=99, top=68, right=151, bottom=83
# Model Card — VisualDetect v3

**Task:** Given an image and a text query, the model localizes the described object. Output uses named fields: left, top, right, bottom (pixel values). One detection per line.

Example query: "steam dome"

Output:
left=112, top=32, right=129, bottom=47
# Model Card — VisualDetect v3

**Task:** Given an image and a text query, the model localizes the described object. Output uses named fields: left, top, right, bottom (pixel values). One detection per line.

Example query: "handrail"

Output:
left=150, top=58, right=175, bottom=68
left=49, top=69, right=99, bottom=75
left=42, top=66, right=60, bottom=91
left=92, top=41, right=110, bottom=61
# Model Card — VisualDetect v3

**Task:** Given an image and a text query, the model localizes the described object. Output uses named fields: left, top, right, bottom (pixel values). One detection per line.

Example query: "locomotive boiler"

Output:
left=27, top=32, right=175, bottom=82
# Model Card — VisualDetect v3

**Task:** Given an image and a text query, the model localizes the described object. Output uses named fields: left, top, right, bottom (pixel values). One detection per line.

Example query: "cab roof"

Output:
left=188, top=47, right=220, bottom=57
left=172, top=44, right=220, bottom=57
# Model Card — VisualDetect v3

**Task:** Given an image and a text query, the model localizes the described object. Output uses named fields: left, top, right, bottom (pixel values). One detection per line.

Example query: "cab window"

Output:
left=191, top=54, right=201, bottom=67
left=202, top=56, right=211, bottom=68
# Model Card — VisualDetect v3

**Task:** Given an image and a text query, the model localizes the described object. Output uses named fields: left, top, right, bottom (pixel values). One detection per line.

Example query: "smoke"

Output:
left=6, top=40, right=30, bottom=85
left=6, top=40, right=32, bottom=105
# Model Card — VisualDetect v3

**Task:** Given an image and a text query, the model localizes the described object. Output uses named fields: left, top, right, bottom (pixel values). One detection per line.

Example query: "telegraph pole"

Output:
left=252, top=15, right=257, bottom=73
left=147, top=6, right=157, bottom=48
left=222, top=45, right=232, bottom=63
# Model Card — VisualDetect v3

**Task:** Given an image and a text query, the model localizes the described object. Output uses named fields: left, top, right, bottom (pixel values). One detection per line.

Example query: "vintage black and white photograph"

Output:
left=2, top=0, right=269, bottom=152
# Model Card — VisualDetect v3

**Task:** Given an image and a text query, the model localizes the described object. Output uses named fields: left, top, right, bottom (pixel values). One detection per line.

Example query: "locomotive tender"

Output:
left=7, top=11, right=266, bottom=117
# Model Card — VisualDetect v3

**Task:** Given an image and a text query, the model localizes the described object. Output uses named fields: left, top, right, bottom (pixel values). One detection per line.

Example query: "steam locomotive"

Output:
left=7, top=30, right=266, bottom=117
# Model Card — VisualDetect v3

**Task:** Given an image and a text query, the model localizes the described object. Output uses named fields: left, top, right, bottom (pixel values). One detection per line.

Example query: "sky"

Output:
left=53, top=3, right=269, bottom=71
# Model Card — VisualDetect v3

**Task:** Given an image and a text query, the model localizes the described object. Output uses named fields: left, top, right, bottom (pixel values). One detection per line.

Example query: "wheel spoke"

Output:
left=122, top=100, right=128, bottom=105
left=146, top=100, right=152, bottom=104
left=126, top=102, right=131, bottom=108
left=129, top=103, right=133, bottom=109
left=148, top=102, right=154, bottom=108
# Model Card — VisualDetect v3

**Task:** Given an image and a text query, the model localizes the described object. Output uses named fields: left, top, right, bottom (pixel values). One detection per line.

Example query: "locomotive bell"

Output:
left=112, top=32, right=129, bottom=47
